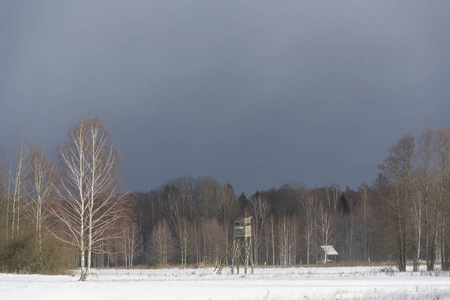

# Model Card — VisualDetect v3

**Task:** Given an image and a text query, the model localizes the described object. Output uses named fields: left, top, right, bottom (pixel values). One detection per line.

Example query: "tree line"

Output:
left=0, top=118, right=448, bottom=279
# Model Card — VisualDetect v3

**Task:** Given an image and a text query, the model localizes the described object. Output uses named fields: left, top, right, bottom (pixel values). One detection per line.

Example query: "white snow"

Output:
left=1, top=265, right=449, bottom=300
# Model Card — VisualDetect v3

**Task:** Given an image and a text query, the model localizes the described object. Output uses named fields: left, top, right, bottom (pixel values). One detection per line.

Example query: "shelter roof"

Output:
left=320, top=245, right=338, bottom=255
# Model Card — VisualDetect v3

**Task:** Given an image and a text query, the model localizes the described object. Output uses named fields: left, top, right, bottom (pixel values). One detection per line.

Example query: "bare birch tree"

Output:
left=378, top=133, right=415, bottom=272
left=176, top=217, right=193, bottom=266
left=149, top=218, right=175, bottom=265
left=277, top=216, right=298, bottom=265
left=25, top=145, right=58, bottom=250
left=318, top=200, right=333, bottom=249
left=417, top=126, right=437, bottom=270
left=52, top=119, right=89, bottom=280
left=10, top=134, right=29, bottom=240
left=357, top=183, right=371, bottom=261
left=3, top=159, right=12, bottom=242
left=249, top=192, right=270, bottom=265
left=53, top=115, right=123, bottom=281
left=121, top=222, right=141, bottom=267
left=263, top=215, right=276, bottom=265
left=302, top=196, right=318, bottom=264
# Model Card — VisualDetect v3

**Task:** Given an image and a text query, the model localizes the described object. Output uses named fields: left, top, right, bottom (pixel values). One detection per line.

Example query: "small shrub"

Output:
left=0, top=233, right=73, bottom=275
left=0, top=235, right=35, bottom=273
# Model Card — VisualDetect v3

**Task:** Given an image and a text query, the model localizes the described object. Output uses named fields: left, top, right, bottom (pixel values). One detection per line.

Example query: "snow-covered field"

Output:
left=1, top=265, right=449, bottom=300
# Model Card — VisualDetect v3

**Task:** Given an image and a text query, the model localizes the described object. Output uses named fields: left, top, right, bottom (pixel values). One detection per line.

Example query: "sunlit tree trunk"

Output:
left=411, top=191, right=421, bottom=272
left=434, top=128, right=449, bottom=270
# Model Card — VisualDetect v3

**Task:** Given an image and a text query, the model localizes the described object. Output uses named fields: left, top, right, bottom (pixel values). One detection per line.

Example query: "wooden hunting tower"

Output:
left=216, top=217, right=254, bottom=275
left=233, top=217, right=252, bottom=238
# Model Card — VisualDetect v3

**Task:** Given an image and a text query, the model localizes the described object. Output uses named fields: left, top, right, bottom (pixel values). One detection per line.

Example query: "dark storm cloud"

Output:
left=1, top=1, right=450, bottom=195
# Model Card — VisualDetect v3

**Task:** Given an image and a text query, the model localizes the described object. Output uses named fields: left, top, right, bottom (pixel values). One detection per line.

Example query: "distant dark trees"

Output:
left=130, top=177, right=239, bottom=266
left=127, top=180, right=384, bottom=266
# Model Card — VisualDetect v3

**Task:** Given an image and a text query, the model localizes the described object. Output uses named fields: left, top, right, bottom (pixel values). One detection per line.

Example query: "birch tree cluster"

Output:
left=0, top=115, right=126, bottom=279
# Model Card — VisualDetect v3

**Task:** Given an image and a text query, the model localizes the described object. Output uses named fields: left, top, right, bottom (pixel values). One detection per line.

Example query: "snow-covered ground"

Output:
left=1, top=265, right=449, bottom=300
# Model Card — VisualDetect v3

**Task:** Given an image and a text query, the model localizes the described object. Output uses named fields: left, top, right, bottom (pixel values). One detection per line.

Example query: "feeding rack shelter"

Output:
left=215, top=217, right=254, bottom=275
left=320, top=245, right=338, bottom=263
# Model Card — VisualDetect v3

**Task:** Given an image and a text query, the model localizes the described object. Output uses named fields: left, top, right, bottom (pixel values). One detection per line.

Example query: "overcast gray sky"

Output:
left=1, top=1, right=449, bottom=195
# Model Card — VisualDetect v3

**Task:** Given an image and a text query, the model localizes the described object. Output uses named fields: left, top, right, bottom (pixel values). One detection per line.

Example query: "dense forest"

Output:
left=0, top=116, right=448, bottom=279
